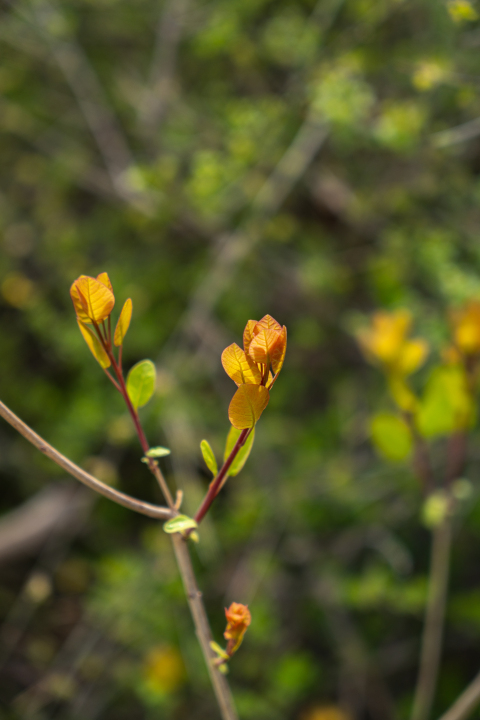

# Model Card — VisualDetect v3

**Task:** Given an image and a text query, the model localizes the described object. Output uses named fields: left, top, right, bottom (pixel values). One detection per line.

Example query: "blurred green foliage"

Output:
left=1, top=0, right=480, bottom=718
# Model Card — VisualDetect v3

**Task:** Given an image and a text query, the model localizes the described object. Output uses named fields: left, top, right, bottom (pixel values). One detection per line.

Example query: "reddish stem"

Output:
left=194, top=428, right=251, bottom=525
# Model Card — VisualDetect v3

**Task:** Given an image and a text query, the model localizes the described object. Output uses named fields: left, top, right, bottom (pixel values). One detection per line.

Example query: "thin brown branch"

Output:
left=171, top=534, right=238, bottom=720
left=437, top=669, right=480, bottom=720
left=411, top=514, right=453, bottom=720
left=0, top=399, right=172, bottom=520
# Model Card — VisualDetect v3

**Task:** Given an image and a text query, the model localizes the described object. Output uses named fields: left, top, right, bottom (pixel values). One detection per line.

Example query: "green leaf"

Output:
left=416, top=365, right=473, bottom=438
left=370, top=412, right=412, bottom=461
left=210, top=641, right=229, bottom=660
left=224, top=427, right=255, bottom=476
left=200, top=439, right=218, bottom=476
left=126, top=359, right=156, bottom=410
left=163, top=514, right=198, bottom=534
left=146, top=446, right=171, bottom=458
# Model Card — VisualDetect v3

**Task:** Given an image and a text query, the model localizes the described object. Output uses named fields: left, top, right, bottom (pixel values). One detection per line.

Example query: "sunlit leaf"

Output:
left=224, top=426, right=255, bottom=476
left=243, top=320, right=258, bottom=353
left=255, top=314, right=283, bottom=334
left=271, top=326, right=287, bottom=374
left=248, top=328, right=284, bottom=365
left=370, top=412, right=412, bottom=461
left=200, top=439, right=218, bottom=476
left=126, top=359, right=156, bottom=410
left=77, top=320, right=111, bottom=368
left=416, top=365, right=473, bottom=437
left=228, top=384, right=269, bottom=429
left=221, top=343, right=262, bottom=385
left=70, top=283, right=91, bottom=323
left=70, top=275, right=115, bottom=324
left=163, top=514, right=198, bottom=534
left=96, top=272, right=113, bottom=293
left=145, top=446, right=171, bottom=457
left=114, top=298, right=133, bottom=347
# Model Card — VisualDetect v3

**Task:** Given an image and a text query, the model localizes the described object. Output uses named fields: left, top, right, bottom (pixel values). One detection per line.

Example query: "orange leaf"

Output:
left=243, top=320, right=258, bottom=354
left=70, top=275, right=115, bottom=324
left=271, top=326, right=287, bottom=374
left=248, top=328, right=283, bottom=365
left=70, top=282, right=91, bottom=324
left=96, top=272, right=113, bottom=294
left=254, top=314, right=283, bottom=334
left=114, top=298, right=133, bottom=347
left=221, top=343, right=262, bottom=385
left=228, top=384, right=269, bottom=429
left=77, top=320, right=111, bottom=368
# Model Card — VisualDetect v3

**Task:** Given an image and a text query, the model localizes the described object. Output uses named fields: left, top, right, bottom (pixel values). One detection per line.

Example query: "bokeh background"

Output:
left=1, top=0, right=480, bottom=718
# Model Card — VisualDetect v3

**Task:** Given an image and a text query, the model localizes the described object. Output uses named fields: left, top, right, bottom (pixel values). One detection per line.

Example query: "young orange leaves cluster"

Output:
left=222, top=315, right=287, bottom=429
left=70, top=273, right=133, bottom=368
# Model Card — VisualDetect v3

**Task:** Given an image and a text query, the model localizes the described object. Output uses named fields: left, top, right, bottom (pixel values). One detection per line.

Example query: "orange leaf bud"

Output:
left=224, top=602, right=251, bottom=655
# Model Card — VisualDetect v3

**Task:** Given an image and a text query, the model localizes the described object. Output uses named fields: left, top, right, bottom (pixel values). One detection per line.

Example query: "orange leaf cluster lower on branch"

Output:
left=224, top=602, right=251, bottom=656
left=223, top=315, right=287, bottom=429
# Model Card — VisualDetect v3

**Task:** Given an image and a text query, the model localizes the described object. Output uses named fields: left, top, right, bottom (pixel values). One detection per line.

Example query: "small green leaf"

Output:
left=163, top=514, right=198, bottom=534
left=200, top=439, right=218, bottom=476
left=224, top=427, right=255, bottom=477
left=416, top=365, right=473, bottom=438
left=370, top=412, right=412, bottom=461
left=126, top=359, right=156, bottom=410
left=146, top=446, right=171, bottom=458
left=210, top=641, right=229, bottom=660
left=422, top=491, right=450, bottom=529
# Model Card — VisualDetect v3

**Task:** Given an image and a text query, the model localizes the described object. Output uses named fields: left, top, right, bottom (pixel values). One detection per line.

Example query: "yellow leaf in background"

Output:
left=300, top=706, right=352, bottom=720
left=248, top=328, right=283, bottom=365
left=271, top=326, right=287, bottom=374
left=388, top=375, right=418, bottom=412
left=114, top=298, right=133, bottom=347
left=96, top=271, right=113, bottom=293
left=70, top=275, right=115, bottom=324
left=221, top=343, right=262, bottom=385
left=77, top=320, right=111, bottom=368
left=447, top=0, right=478, bottom=23
left=228, top=384, right=269, bottom=429
left=143, top=645, right=185, bottom=695
left=397, top=338, right=429, bottom=375
left=452, top=300, right=480, bottom=354
left=357, top=309, right=411, bottom=365
left=243, top=319, right=258, bottom=353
